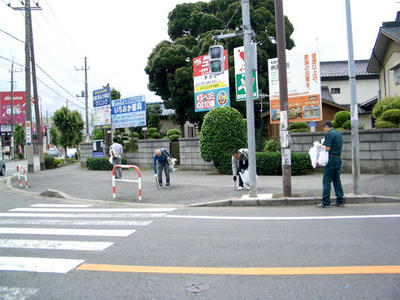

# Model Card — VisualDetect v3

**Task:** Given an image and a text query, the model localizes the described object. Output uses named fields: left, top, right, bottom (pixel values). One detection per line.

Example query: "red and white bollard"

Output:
left=112, top=164, right=142, bottom=201
left=16, top=165, right=28, bottom=189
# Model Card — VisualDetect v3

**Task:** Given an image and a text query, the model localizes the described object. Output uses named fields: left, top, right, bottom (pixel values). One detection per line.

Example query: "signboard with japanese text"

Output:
left=268, top=52, right=322, bottom=124
left=234, top=46, right=258, bottom=101
left=93, top=87, right=111, bottom=129
left=111, top=95, right=146, bottom=129
left=192, top=50, right=230, bottom=112
left=0, top=91, right=26, bottom=125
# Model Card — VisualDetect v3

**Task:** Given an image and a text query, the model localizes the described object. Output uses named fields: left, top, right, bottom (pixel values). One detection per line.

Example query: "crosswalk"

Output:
left=0, top=203, right=175, bottom=274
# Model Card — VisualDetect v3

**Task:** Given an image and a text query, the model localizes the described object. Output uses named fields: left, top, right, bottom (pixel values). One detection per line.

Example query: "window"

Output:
left=331, top=88, right=341, bottom=94
left=394, top=68, right=400, bottom=85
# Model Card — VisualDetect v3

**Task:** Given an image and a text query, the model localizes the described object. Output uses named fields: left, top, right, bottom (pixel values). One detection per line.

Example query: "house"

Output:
left=320, top=60, right=379, bottom=129
left=367, top=11, right=400, bottom=99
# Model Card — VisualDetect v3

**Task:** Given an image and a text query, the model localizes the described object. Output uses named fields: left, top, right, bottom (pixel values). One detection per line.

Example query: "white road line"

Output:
left=0, top=219, right=152, bottom=226
left=0, top=227, right=136, bottom=237
left=0, top=213, right=166, bottom=218
left=165, top=214, right=400, bottom=221
left=30, top=204, right=93, bottom=208
left=0, top=256, right=84, bottom=273
left=10, top=208, right=177, bottom=212
left=0, top=239, right=114, bottom=251
left=0, top=286, right=38, bottom=299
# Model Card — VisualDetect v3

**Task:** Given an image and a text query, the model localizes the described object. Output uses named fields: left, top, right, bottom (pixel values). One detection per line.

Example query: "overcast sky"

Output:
left=0, top=0, right=397, bottom=118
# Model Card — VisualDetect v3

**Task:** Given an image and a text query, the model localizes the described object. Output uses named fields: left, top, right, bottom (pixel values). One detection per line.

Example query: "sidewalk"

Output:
left=7, top=163, right=400, bottom=206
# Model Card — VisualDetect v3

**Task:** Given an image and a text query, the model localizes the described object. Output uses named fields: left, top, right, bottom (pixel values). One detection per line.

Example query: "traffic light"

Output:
left=208, top=45, right=225, bottom=75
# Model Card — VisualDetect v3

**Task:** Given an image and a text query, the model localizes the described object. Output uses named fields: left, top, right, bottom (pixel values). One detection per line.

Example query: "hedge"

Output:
left=44, top=155, right=62, bottom=169
left=215, top=151, right=313, bottom=175
left=380, top=109, right=400, bottom=124
left=289, top=122, right=308, bottom=129
left=334, top=111, right=350, bottom=127
left=87, top=157, right=128, bottom=170
left=264, top=139, right=281, bottom=152
left=372, top=97, right=400, bottom=119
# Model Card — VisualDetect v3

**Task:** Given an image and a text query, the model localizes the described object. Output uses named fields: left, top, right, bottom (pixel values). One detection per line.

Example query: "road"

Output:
left=0, top=183, right=399, bottom=299
left=2, top=156, right=41, bottom=177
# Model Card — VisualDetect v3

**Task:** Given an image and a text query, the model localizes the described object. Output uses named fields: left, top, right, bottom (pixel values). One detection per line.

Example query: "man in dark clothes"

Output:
left=318, top=121, right=344, bottom=208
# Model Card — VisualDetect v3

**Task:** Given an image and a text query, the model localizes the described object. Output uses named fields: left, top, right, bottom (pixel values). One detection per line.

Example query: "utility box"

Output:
left=92, top=139, right=104, bottom=158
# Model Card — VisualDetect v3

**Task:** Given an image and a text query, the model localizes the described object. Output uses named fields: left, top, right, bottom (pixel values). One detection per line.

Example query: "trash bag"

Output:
left=239, top=169, right=250, bottom=186
left=309, top=141, right=320, bottom=169
left=317, top=148, right=329, bottom=167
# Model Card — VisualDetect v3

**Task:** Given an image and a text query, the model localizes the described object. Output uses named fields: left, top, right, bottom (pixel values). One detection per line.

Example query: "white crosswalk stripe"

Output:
left=0, top=205, right=166, bottom=274
left=0, top=286, right=39, bottom=299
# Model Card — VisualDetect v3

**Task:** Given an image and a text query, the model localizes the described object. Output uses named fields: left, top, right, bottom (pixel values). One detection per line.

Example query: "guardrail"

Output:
left=16, top=165, right=28, bottom=189
left=112, top=164, right=142, bottom=201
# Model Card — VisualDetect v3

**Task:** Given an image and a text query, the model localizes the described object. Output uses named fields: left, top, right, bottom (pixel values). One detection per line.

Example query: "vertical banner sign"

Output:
left=193, top=50, right=230, bottom=112
left=25, top=121, right=32, bottom=145
left=268, top=52, right=322, bottom=124
left=234, top=46, right=258, bottom=101
left=0, top=91, right=26, bottom=125
left=93, top=87, right=111, bottom=129
left=111, top=95, right=146, bottom=129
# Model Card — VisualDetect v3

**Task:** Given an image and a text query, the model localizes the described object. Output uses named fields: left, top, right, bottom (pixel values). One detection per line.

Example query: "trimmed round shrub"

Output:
left=372, top=97, right=400, bottom=119
left=342, top=120, right=351, bottom=130
left=132, top=132, right=139, bottom=138
left=337, top=127, right=345, bottom=131
left=147, top=127, right=158, bottom=136
left=44, top=155, right=55, bottom=169
left=200, top=107, right=247, bottom=170
left=334, top=111, right=351, bottom=127
left=167, top=129, right=181, bottom=136
left=375, top=120, right=399, bottom=128
left=331, top=120, right=339, bottom=128
left=151, top=132, right=161, bottom=139
left=168, top=134, right=181, bottom=142
left=264, top=139, right=281, bottom=152
left=87, top=158, right=113, bottom=170
left=289, top=122, right=308, bottom=130
left=380, top=109, right=400, bottom=124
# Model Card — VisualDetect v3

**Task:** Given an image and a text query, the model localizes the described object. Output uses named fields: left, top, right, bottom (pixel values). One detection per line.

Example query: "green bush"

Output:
left=342, top=120, right=351, bottom=130
left=375, top=120, right=399, bottom=128
left=331, top=120, right=339, bottom=128
left=290, top=128, right=309, bottom=133
left=121, top=158, right=128, bottom=165
left=147, top=127, right=158, bottom=136
left=289, top=122, right=308, bottom=130
left=168, top=134, right=181, bottom=142
left=200, top=107, right=247, bottom=169
left=337, top=127, right=345, bottom=131
left=132, top=132, right=139, bottom=138
left=372, top=97, right=400, bottom=119
left=380, top=109, right=400, bottom=124
left=87, top=158, right=113, bottom=170
left=264, top=139, right=281, bottom=152
left=214, top=152, right=313, bottom=175
left=334, top=111, right=351, bottom=127
left=167, top=129, right=181, bottom=136
left=44, top=155, right=55, bottom=169
left=151, top=132, right=161, bottom=139
left=17, top=152, right=24, bottom=159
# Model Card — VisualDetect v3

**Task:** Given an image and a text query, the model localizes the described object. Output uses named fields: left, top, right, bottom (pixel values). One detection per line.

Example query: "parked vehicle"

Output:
left=0, top=157, right=5, bottom=176
left=67, top=148, right=77, bottom=159
left=46, top=148, right=62, bottom=158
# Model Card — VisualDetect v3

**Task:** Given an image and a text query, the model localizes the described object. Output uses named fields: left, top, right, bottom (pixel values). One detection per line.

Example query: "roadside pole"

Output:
left=241, top=0, right=257, bottom=197
left=10, top=60, right=14, bottom=158
left=274, top=0, right=292, bottom=197
left=344, top=0, right=360, bottom=194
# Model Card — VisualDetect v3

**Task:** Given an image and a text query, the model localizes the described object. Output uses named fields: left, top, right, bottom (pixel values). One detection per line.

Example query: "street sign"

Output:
left=93, top=87, right=111, bottom=129
left=234, top=46, right=258, bottom=101
left=192, top=50, right=230, bottom=112
left=25, top=121, right=31, bottom=145
left=268, top=52, right=322, bottom=124
left=111, top=95, right=146, bottom=129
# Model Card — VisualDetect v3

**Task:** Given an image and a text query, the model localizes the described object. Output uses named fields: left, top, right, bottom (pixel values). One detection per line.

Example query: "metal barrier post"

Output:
left=112, top=165, right=142, bottom=201
left=16, top=165, right=28, bottom=189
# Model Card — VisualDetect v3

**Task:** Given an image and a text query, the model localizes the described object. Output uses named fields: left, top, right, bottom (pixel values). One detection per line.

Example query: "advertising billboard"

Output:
left=111, top=95, right=146, bottom=129
left=0, top=91, right=26, bottom=125
left=234, top=46, right=258, bottom=101
left=192, top=50, right=230, bottom=112
left=268, top=52, right=322, bottom=124
left=93, top=87, right=111, bottom=129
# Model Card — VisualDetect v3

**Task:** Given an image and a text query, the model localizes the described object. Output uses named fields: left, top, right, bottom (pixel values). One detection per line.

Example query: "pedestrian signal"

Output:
left=208, top=45, right=225, bottom=75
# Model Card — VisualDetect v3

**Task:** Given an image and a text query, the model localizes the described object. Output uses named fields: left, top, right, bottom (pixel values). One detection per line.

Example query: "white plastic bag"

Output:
left=308, top=141, right=320, bottom=169
left=317, top=148, right=329, bottom=167
left=239, top=169, right=250, bottom=186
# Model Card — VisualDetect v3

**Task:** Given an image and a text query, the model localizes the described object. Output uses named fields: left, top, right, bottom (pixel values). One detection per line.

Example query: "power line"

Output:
left=0, top=28, right=25, bottom=43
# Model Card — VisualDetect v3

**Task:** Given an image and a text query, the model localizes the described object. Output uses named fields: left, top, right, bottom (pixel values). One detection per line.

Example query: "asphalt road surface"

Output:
left=0, top=182, right=399, bottom=299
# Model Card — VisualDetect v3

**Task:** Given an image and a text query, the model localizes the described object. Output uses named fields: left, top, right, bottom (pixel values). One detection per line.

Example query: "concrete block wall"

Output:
left=80, top=143, right=93, bottom=167
left=179, top=138, right=215, bottom=170
left=290, top=128, right=400, bottom=174
left=123, top=139, right=170, bottom=167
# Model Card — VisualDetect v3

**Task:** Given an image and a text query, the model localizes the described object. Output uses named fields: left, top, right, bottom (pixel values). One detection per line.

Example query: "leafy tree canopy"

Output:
left=145, top=0, right=295, bottom=128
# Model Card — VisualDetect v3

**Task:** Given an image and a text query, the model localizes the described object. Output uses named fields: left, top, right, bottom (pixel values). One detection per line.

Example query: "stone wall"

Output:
left=290, top=128, right=400, bottom=174
left=123, top=139, right=170, bottom=168
left=80, top=143, right=93, bottom=167
left=179, top=138, right=215, bottom=170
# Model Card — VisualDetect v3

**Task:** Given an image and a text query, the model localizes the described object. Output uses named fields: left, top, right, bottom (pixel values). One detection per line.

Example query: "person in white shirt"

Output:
left=110, top=137, right=123, bottom=179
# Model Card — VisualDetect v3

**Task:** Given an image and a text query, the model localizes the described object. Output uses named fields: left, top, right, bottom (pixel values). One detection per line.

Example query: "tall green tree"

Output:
left=52, top=106, right=84, bottom=161
left=145, top=0, right=295, bottom=131
left=14, top=124, right=25, bottom=154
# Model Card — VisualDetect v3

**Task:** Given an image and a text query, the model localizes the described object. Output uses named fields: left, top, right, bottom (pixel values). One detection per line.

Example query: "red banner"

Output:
left=0, top=91, right=26, bottom=125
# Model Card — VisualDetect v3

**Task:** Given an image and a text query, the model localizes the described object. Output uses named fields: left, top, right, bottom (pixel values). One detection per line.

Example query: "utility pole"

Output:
left=241, top=0, right=257, bottom=197
left=76, top=57, right=89, bottom=140
left=9, top=60, right=22, bottom=158
left=274, top=0, right=292, bottom=197
left=345, top=0, right=360, bottom=194
left=29, top=2, right=45, bottom=170
left=11, top=0, right=41, bottom=173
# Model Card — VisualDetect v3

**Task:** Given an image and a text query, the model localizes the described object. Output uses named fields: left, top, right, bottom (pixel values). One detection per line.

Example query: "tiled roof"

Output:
left=321, top=86, right=334, bottom=102
left=320, top=60, right=377, bottom=78
left=381, top=25, right=400, bottom=43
